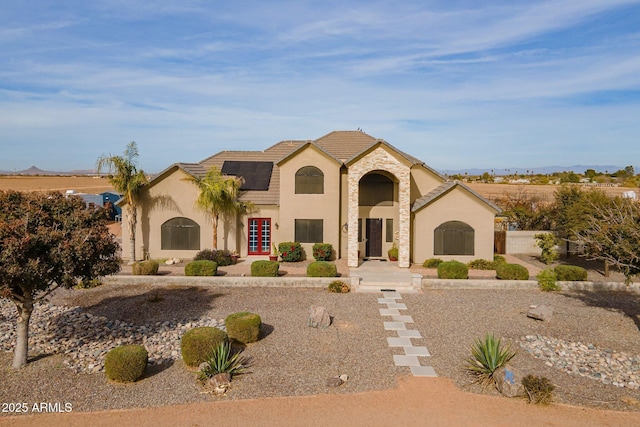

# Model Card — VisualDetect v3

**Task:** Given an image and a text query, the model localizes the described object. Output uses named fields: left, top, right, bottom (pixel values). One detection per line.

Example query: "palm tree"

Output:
left=96, top=141, right=148, bottom=262
left=188, top=166, right=252, bottom=249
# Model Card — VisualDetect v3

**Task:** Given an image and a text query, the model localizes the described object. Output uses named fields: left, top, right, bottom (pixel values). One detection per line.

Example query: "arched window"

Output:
left=359, top=173, right=393, bottom=206
left=295, top=166, right=324, bottom=194
left=161, top=217, right=200, bottom=250
left=434, top=221, right=474, bottom=255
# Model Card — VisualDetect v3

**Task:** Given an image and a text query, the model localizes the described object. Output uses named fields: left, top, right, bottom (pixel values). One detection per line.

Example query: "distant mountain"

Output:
left=441, top=165, right=625, bottom=176
left=0, top=166, right=98, bottom=175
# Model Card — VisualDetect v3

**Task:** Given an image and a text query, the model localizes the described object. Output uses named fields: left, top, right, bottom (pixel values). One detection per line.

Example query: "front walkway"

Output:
left=350, top=260, right=420, bottom=292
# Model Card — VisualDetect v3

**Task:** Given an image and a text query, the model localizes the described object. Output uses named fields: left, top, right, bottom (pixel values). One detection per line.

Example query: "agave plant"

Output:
left=465, top=333, right=516, bottom=389
left=198, top=341, right=249, bottom=381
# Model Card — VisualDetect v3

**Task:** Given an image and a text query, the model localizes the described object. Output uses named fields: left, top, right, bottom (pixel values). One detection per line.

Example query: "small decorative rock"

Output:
left=307, top=306, right=331, bottom=328
left=326, top=376, right=344, bottom=387
left=495, top=365, right=524, bottom=398
left=527, top=304, right=553, bottom=322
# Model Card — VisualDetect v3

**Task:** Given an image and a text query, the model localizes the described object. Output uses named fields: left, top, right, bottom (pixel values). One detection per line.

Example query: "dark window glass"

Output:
left=359, top=174, right=393, bottom=206
left=434, top=221, right=474, bottom=255
left=161, top=217, right=200, bottom=250
left=295, top=219, right=323, bottom=243
left=358, top=218, right=363, bottom=242
left=295, top=166, right=324, bottom=194
left=386, top=218, right=393, bottom=242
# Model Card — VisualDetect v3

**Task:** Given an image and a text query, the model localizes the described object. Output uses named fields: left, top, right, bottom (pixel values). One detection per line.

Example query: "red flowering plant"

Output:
left=312, top=243, right=333, bottom=261
left=278, top=242, right=302, bottom=262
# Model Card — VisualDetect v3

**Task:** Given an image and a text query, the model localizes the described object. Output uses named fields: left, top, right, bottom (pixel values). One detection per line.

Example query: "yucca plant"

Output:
left=198, top=341, right=249, bottom=381
left=465, top=333, right=516, bottom=389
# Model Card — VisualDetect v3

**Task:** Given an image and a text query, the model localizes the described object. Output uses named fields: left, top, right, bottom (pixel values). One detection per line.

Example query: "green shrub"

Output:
left=423, top=258, right=443, bottom=268
left=213, top=250, right=233, bottom=267
left=225, top=312, right=262, bottom=344
left=181, top=327, right=228, bottom=367
left=537, top=269, right=560, bottom=291
left=194, top=249, right=232, bottom=266
left=496, top=263, right=530, bottom=280
left=554, top=265, right=587, bottom=281
left=312, top=243, right=333, bottom=261
left=437, top=260, right=468, bottom=279
left=306, top=261, right=338, bottom=277
left=250, top=260, right=279, bottom=277
left=75, top=278, right=102, bottom=289
left=132, top=260, right=159, bottom=275
left=279, top=242, right=302, bottom=262
left=534, top=233, right=560, bottom=265
left=198, top=341, right=249, bottom=381
left=185, top=260, right=218, bottom=276
left=194, top=249, right=216, bottom=261
left=465, top=334, right=516, bottom=390
left=104, top=344, right=148, bottom=383
left=388, top=243, right=398, bottom=260
left=328, top=280, right=350, bottom=293
left=522, top=374, right=555, bottom=404
left=468, top=259, right=496, bottom=270
left=493, top=255, right=506, bottom=265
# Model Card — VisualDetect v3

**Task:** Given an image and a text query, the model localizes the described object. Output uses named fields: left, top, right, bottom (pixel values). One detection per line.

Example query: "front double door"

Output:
left=248, top=218, right=271, bottom=255
left=365, top=218, right=382, bottom=257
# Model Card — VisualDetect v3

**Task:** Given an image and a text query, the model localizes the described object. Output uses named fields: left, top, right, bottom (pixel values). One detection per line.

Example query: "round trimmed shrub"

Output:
left=185, top=260, right=218, bottom=276
left=213, top=249, right=233, bottom=267
left=328, top=280, right=350, bottom=293
left=278, top=242, right=302, bottom=262
left=104, top=344, right=148, bottom=383
left=537, top=269, right=559, bottom=291
left=437, top=260, right=469, bottom=279
left=181, top=326, right=228, bottom=367
left=496, top=263, right=530, bottom=280
left=554, top=265, right=587, bottom=281
left=423, top=258, right=443, bottom=268
left=132, top=260, right=159, bottom=275
left=312, top=243, right=333, bottom=261
left=225, top=312, right=262, bottom=344
left=306, top=261, right=337, bottom=277
left=251, top=260, right=279, bottom=277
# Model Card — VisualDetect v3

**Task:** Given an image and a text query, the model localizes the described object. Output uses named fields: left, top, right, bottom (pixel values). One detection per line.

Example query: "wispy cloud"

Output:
left=1, top=1, right=639, bottom=171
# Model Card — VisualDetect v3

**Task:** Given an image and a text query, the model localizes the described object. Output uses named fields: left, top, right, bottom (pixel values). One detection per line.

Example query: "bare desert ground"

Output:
left=0, top=176, right=115, bottom=194
left=0, top=176, right=633, bottom=203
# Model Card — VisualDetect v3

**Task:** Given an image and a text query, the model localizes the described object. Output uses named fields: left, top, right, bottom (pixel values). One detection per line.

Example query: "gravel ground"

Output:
left=1, top=285, right=397, bottom=414
left=404, top=288, right=640, bottom=411
left=2, top=255, right=640, bottom=415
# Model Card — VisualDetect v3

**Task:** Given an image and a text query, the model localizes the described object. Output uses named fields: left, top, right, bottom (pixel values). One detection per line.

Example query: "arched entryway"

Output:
left=346, top=147, right=411, bottom=268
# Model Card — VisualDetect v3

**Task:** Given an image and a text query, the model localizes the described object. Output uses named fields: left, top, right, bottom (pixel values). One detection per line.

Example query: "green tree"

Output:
left=572, top=198, right=640, bottom=283
left=553, top=186, right=612, bottom=241
left=187, top=167, right=253, bottom=249
left=0, top=191, right=120, bottom=368
left=481, top=172, right=494, bottom=183
left=584, top=169, right=596, bottom=181
left=96, top=141, right=148, bottom=262
left=492, top=190, right=555, bottom=230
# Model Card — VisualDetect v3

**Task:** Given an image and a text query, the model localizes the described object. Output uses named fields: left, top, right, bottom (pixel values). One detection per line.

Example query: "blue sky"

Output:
left=1, top=0, right=639, bottom=173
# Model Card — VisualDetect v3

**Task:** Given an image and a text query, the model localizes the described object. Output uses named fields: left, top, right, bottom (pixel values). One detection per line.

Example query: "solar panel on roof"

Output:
left=221, top=161, right=273, bottom=190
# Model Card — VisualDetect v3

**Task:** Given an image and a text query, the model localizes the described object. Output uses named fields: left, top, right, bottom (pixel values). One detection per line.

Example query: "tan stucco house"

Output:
left=122, top=131, right=500, bottom=267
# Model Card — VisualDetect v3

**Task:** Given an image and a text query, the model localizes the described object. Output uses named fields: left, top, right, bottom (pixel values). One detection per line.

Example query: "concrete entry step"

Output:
left=350, top=261, right=423, bottom=293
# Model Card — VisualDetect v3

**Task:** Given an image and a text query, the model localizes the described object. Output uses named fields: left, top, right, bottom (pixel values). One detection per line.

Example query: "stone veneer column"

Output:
left=347, top=147, right=411, bottom=268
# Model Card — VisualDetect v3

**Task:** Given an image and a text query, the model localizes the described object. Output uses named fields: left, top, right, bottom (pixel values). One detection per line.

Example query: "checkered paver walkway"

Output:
left=378, top=291, right=437, bottom=377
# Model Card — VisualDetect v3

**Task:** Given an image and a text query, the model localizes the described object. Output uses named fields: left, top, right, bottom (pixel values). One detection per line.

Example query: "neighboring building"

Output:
left=121, top=131, right=500, bottom=267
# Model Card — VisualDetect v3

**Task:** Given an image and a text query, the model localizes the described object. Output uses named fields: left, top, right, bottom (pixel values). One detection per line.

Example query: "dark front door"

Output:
left=248, top=218, right=271, bottom=255
left=366, top=218, right=382, bottom=257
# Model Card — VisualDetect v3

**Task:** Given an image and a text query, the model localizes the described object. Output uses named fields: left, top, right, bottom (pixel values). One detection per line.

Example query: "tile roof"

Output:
left=412, top=181, right=501, bottom=213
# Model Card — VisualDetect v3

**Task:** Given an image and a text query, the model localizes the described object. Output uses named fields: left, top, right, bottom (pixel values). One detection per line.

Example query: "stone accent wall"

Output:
left=347, top=147, right=411, bottom=267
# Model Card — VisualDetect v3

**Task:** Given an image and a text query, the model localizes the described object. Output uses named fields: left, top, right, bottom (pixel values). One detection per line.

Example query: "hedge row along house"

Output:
left=120, top=131, right=500, bottom=267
